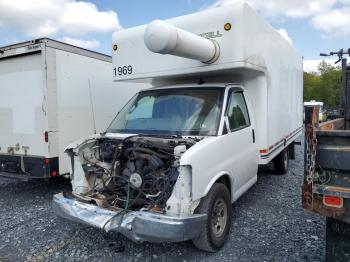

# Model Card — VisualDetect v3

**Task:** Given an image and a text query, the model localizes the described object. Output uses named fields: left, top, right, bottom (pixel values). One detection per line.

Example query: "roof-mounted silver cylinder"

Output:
left=144, top=20, right=220, bottom=64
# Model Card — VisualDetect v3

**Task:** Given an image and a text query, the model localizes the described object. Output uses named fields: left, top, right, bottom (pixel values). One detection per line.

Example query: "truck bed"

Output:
left=303, top=113, right=350, bottom=222
left=303, top=107, right=350, bottom=261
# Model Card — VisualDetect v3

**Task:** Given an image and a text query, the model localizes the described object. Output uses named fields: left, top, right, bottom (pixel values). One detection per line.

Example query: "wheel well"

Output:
left=216, top=175, right=231, bottom=196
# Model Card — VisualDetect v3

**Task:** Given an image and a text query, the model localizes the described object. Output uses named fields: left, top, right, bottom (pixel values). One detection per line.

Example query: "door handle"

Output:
left=252, top=129, right=255, bottom=143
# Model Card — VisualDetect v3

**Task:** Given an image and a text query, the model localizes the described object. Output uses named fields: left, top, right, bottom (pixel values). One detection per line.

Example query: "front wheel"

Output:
left=273, top=147, right=289, bottom=174
left=192, top=183, right=232, bottom=252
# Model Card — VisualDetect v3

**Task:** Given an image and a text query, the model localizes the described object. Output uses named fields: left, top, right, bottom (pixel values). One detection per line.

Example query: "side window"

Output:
left=226, top=91, right=250, bottom=130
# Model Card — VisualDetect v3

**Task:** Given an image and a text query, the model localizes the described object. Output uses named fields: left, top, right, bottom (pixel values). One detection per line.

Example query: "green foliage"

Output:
left=322, top=112, right=327, bottom=122
left=304, top=61, right=342, bottom=107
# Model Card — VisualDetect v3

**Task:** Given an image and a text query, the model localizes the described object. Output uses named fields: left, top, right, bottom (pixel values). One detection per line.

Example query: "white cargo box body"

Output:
left=0, top=38, right=147, bottom=178
left=112, top=2, right=303, bottom=164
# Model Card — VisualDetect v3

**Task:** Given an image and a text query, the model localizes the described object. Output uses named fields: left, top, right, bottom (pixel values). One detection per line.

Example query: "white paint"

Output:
left=232, top=175, right=257, bottom=201
left=65, top=2, right=303, bottom=215
left=112, top=2, right=302, bottom=84
left=71, top=156, right=90, bottom=194
left=144, top=20, right=219, bottom=63
left=15, top=47, right=26, bottom=55
left=112, top=2, right=303, bottom=164
left=180, top=85, right=259, bottom=201
left=0, top=70, right=43, bottom=134
left=0, top=41, right=149, bottom=174
left=0, top=53, right=47, bottom=156
left=166, top=165, right=194, bottom=215
left=110, top=3, right=303, bottom=203
left=55, top=49, right=149, bottom=174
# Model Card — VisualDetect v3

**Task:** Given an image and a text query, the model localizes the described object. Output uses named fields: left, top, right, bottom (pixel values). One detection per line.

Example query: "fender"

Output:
left=202, top=171, right=234, bottom=202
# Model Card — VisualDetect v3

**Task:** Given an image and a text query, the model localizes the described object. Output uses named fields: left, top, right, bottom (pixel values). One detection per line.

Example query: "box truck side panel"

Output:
left=240, top=5, right=304, bottom=163
left=243, top=74, right=268, bottom=154
left=262, top=56, right=303, bottom=162
left=0, top=53, right=47, bottom=157
left=55, top=49, right=148, bottom=174
left=45, top=47, right=59, bottom=161
left=56, top=50, right=100, bottom=174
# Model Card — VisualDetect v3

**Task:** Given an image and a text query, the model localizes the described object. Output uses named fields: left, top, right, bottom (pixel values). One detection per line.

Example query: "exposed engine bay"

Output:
left=67, top=135, right=198, bottom=212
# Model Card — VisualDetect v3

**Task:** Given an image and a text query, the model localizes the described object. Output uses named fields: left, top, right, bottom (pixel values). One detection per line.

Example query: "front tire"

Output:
left=273, top=147, right=289, bottom=174
left=192, top=183, right=232, bottom=252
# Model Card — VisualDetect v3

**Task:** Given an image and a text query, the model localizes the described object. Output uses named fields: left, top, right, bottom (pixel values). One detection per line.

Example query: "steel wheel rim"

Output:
left=211, top=198, right=228, bottom=238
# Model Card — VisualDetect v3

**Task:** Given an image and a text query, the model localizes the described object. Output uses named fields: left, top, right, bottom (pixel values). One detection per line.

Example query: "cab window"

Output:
left=226, top=91, right=250, bottom=131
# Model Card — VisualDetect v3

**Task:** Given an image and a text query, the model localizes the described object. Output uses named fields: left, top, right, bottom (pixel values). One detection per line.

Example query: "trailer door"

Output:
left=0, top=53, right=47, bottom=157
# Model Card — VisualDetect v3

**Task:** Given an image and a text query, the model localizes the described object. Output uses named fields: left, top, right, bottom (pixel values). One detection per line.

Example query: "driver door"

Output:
left=224, top=88, right=258, bottom=194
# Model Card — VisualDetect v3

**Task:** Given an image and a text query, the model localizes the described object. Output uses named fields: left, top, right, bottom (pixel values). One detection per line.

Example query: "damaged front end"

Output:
left=52, top=134, right=206, bottom=243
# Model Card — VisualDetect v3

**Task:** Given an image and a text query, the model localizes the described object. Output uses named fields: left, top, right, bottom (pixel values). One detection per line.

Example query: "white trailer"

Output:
left=53, top=2, right=303, bottom=251
left=0, top=38, right=147, bottom=180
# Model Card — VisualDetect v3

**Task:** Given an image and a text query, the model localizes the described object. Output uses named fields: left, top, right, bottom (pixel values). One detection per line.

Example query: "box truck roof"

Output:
left=0, top=38, right=111, bottom=62
left=112, top=2, right=302, bottom=83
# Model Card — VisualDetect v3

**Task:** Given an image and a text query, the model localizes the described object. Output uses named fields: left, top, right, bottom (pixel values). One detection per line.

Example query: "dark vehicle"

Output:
left=303, top=49, right=350, bottom=261
left=325, top=107, right=344, bottom=121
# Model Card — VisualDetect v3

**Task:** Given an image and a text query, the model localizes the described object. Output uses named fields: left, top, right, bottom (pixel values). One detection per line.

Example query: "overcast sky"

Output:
left=0, top=0, right=349, bottom=72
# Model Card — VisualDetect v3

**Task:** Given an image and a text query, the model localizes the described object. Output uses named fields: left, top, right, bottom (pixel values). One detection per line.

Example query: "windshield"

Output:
left=107, top=87, right=224, bottom=136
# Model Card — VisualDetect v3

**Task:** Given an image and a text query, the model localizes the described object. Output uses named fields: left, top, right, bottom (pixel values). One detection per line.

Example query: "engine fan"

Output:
left=121, top=152, right=166, bottom=206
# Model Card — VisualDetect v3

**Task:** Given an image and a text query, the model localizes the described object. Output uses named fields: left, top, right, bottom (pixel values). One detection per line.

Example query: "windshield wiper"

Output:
left=171, top=131, right=183, bottom=138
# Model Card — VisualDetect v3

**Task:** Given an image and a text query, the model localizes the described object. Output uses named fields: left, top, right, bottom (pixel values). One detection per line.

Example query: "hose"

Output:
left=125, top=147, right=169, bottom=159
left=101, top=181, right=131, bottom=232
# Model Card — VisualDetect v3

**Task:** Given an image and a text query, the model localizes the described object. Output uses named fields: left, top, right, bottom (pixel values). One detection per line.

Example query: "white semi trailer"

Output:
left=53, top=3, right=303, bottom=251
left=0, top=38, right=147, bottom=180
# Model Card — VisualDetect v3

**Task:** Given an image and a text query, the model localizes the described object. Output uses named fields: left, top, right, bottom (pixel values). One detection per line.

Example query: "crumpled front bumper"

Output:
left=52, top=193, right=207, bottom=243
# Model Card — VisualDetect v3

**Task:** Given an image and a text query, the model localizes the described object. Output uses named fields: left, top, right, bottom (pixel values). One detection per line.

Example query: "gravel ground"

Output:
left=0, top=140, right=325, bottom=262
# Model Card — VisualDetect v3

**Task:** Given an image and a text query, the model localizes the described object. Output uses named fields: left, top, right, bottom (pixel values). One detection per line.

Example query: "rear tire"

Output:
left=273, top=147, right=289, bottom=175
left=192, top=183, right=232, bottom=252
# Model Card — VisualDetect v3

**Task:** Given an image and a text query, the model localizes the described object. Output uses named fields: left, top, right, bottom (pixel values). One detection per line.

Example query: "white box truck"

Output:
left=53, top=2, right=303, bottom=251
left=0, top=38, right=146, bottom=180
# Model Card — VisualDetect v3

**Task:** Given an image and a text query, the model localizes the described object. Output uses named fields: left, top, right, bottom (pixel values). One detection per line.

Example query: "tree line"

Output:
left=304, top=60, right=342, bottom=108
